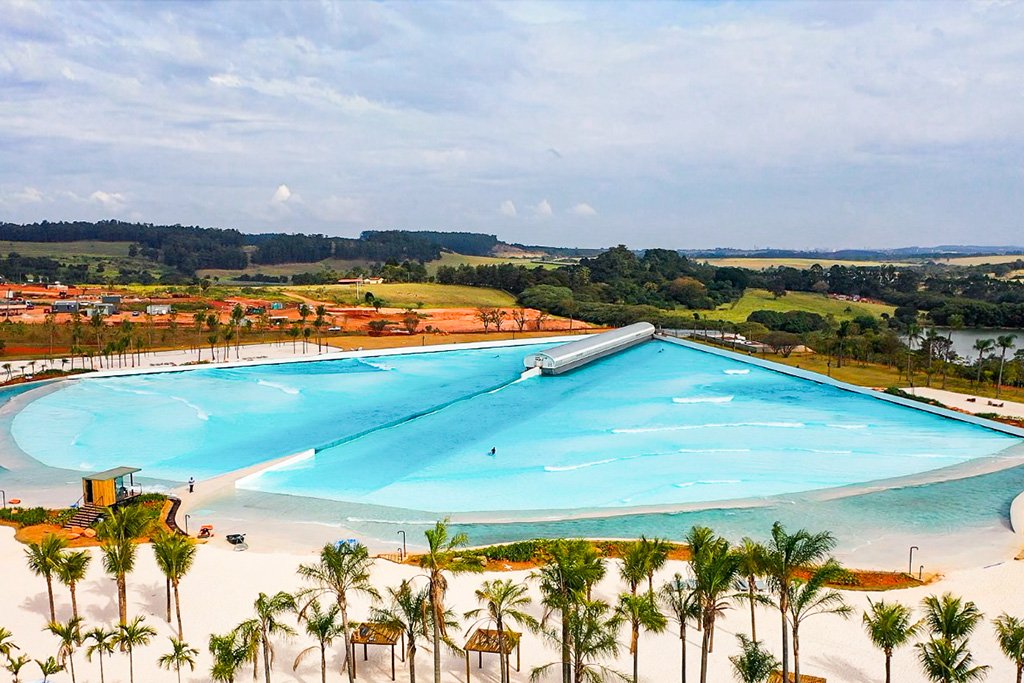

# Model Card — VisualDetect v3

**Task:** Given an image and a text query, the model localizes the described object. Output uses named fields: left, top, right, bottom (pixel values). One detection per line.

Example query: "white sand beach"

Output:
left=3, top=525, right=1024, bottom=683
left=907, top=387, right=1024, bottom=421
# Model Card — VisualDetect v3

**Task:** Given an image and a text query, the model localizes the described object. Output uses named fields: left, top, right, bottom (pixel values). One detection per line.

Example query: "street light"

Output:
left=909, top=546, right=919, bottom=575
left=0, top=490, right=5, bottom=509
left=398, top=530, right=407, bottom=560
left=919, top=565, right=924, bottom=581
left=184, top=514, right=191, bottom=536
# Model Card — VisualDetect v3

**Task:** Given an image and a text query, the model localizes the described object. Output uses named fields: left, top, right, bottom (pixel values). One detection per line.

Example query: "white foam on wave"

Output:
left=257, top=379, right=300, bottom=395
left=828, top=423, right=868, bottom=430
left=345, top=517, right=435, bottom=525
left=544, top=458, right=619, bottom=472
left=807, top=449, right=853, bottom=454
left=724, top=369, right=750, bottom=375
left=675, top=479, right=741, bottom=488
left=614, top=422, right=804, bottom=434
left=672, top=396, right=734, bottom=404
left=168, top=395, right=209, bottom=421
left=100, top=383, right=209, bottom=420
left=677, top=448, right=751, bottom=453
left=357, top=359, right=393, bottom=371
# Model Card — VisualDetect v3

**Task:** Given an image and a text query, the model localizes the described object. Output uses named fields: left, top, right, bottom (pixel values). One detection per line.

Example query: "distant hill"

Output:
left=680, top=245, right=1024, bottom=261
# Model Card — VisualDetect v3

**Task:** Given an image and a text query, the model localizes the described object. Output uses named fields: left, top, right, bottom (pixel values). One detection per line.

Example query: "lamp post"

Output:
left=398, top=530, right=406, bottom=560
left=184, top=514, right=191, bottom=536
left=919, top=565, right=924, bottom=581
left=0, top=490, right=5, bottom=509
left=908, top=546, right=919, bottom=576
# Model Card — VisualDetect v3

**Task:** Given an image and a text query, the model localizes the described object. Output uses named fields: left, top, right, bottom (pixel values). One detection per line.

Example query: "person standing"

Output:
left=188, top=476, right=195, bottom=493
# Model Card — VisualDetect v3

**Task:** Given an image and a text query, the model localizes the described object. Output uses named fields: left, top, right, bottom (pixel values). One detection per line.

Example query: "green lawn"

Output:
left=425, top=251, right=558, bottom=275
left=0, top=240, right=134, bottom=257
left=287, top=283, right=516, bottom=308
left=697, top=289, right=895, bottom=323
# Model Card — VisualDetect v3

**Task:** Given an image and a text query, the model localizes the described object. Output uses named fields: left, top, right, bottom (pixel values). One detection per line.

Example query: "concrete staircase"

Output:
left=64, top=504, right=105, bottom=529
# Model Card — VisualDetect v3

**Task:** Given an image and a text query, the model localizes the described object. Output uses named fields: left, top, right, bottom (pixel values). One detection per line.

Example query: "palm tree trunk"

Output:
left=561, top=611, right=571, bottom=683
left=173, top=579, right=184, bottom=639
left=748, top=584, right=756, bottom=641
left=780, top=597, right=789, bottom=683
left=128, top=649, right=135, bottom=683
left=679, top=625, right=686, bottom=683
left=998, top=351, right=1008, bottom=398
left=165, top=578, right=172, bottom=623
left=793, top=624, right=801, bottom=683
left=699, top=619, right=711, bottom=683
left=340, top=601, right=354, bottom=683
left=177, top=663, right=182, bottom=683
left=1016, top=662, right=1022, bottom=683
left=408, top=644, right=416, bottom=683
left=117, top=574, right=127, bottom=627
left=885, top=653, right=891, bottom=683
left=70, top=581, right=79, bottom=621
left=432, top=597, right=442, bottom=683
left=262, top=633, right=272, bottom=683
left=99, top=651, right=105, bottom=683
left=320, top=643, right=326, bottom=683
left=633, top=635, right=639, bottom=683
left=497, top=617, right=508, bottom=683
left=46, top=575, right=56, bottom=623
left=68, top=654, right=76, bottom=683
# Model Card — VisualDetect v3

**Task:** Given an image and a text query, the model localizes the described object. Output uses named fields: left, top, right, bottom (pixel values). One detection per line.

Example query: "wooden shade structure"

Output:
left=769, top=673, right=827, bottom=683
left=81, top=467, right=140, bottom=507
left=464, top=628, right=521, bottom=682
left=350, top=622, right=404, bottom=681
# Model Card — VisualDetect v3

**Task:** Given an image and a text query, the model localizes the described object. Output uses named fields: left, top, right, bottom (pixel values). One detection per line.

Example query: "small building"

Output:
left=82, top=302, right=117, bottom=318
left=81, top=467, right=141, bottom=507
left=146, top=304, right=172, bottom=316
left=51, top=300, right=80, bottom=314
left=100, top=295, right=122, bottom=312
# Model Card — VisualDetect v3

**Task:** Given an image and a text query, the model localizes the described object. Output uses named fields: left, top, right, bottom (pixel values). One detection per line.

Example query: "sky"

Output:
left=1, top=0, right=1023, bottom=250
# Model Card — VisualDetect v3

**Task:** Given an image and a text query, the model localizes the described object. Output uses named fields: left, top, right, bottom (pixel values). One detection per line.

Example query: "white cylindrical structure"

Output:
left=524, top=322, right=655, bottom=375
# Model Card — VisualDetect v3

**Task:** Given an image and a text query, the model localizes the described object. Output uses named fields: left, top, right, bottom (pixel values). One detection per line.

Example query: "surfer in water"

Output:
left=489, top=447, right=496, bottom=457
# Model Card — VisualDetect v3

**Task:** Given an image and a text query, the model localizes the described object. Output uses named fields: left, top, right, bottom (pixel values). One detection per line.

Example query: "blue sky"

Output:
left=1, top=0, right=1022, bottom=249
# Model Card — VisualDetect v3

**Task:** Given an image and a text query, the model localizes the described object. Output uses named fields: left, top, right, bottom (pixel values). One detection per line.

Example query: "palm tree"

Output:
left=531, top=599, right=627, bottom=683
left=533, top=539, right=607, bottom=683
left=660, top=573, right=700, bottom=683
left=419, top=518, right=483, bottom=683
left=372, top=580, right=431, bottom=683
left=688, top=526, right=741, bottom=683
left=6, top=654, right=30, bottom=682
left=158, top=637, right=199, bottom=683
left=786, top=561, right=852, bottom=682
left=34, top=656, right=63, bottom=682
left=863, top=599, right=921, bottom=683
left=97, top=504, right=152, bottom=627
left=917, top=637, right=989, bottom=682
left=114, top=616, right=156, bottom=683
left=465, top=579, right=538, bottom=683
left=994, top=614, right=1024, bottom=683
left=760, top=522, right=836, bottom=682
left=236, top=591, right=297, bottom=683
left=208, top=631, right=249, bottom=683
left=973, top=338, right=995, bottom=386
left=293, top=600, right=344, bottom=683
left=922, top=593, right=984, bottom=643
left=56, top=550, right=91, bottom=622
left=24, top=533, right=68, bottom=623
left=617, top=592, right=667, bottom=682
left=735, top=537, right=765, bottom=642
left=152, top=531, right=198, bottom=638
left=640, top=537, right=671, bottom=595
left=297, top=542, right=379, bottom=683
left=0, top=626, right=18, bottom=661
left=620, top=541, right=648, bottom=596
left=730, top=634, right=779, bottom=683
left=84, top=626, right=117, bottom=683
left=906, top=322, right=922, bottom=386
left=46, top=617, right=82, bottom=683
left=996, top=334, right=1017, bottom=398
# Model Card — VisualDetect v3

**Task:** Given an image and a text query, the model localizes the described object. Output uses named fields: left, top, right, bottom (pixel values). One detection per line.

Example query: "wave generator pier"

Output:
left=523, top=322, right=656, bottom=375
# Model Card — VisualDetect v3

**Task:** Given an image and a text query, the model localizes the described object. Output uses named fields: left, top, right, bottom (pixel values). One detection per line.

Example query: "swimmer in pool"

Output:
left=489, top=447, right=496, bottom=456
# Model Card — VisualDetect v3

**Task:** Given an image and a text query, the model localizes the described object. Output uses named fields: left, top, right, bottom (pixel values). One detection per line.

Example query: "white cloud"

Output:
left=12, top=187, right=44, bottom=203
left=499, top=200, right=517, bottom=217
left=271, top=184, right=293, bottom=204
left=89, top=191, right=126, bottom=208
left=315, top=195, right=364, bottom=223
left=569, top=202, right=597, bottom=216
left=534, top=199, right=553, bottom=217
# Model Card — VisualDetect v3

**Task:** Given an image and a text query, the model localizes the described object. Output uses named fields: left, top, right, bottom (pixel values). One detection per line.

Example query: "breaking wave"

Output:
left=544, top=458, right=619, bottom=472
left=724, top=369, right=750, bottom=375
left=613, top=422, right=804, bottom=434
left=676, top=479, right=741, bottom=488
left=257, top=379, right=300, bottom=395
left=672, top=396, right=734, bottom=404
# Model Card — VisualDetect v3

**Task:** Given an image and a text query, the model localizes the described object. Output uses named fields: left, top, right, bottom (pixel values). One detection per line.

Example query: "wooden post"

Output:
left=465, top=651, right=470, bottom=683
left=351, top=642, right=357, bottom=679
left=390, top=643, right=395, bottom=681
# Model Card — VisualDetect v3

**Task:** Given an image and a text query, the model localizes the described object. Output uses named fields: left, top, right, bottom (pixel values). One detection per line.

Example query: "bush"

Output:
left=0, top=506, right=76, bottom=528
left=474, top=540, right=549, bottom=563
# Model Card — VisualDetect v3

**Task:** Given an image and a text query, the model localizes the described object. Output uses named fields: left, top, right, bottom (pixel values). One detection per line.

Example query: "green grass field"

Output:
left=287, top=283, right=516, bottom=308
left=702, top=257, right=909, bottom=269
left=0, top=240, right=134, bottom=257
left=425, top=251, right=557, bottom=274
left=696, top=288, right=895, bottom=323
left=936, top=254, right=1024, bottom=266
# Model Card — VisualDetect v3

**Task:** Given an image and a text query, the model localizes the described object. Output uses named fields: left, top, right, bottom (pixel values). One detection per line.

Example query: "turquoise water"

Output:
left=10, top=345, right=555, bottom=479
left=9, top=340, right=1020, bottom=514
